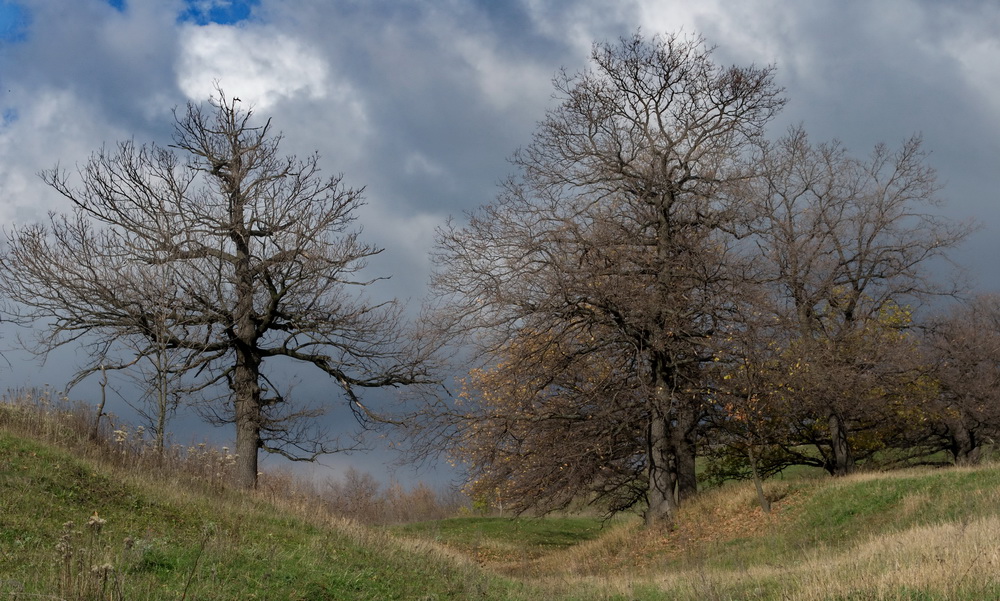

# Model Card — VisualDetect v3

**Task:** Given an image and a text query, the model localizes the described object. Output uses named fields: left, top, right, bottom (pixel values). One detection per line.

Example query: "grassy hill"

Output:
left=4, top=396, right=1000, bottom=600
left=0, top=430, right=530, bottom=600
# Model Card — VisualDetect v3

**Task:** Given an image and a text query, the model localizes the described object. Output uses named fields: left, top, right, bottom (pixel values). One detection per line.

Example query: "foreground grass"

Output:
left=643, top=468, right=1000, bottom=599
left=0, top=431, right=532, bottom=600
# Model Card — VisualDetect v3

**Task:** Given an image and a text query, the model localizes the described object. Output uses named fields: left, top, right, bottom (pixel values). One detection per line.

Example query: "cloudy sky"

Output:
left=1, top=0, right=999, bottom=483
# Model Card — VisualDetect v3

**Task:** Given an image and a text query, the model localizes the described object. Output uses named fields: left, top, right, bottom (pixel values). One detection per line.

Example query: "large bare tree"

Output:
left=0, top=90, right=429, bottom=488
left=420, top=32, right=784, bottom=526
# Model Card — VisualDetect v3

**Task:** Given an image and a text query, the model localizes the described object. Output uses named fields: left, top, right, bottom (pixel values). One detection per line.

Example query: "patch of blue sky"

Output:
left=179, top=0, right=259, bottom=26
left=2, top=107, right=17, bottom=126
left=106, top=0, right=125, bottom=12
left=0, top=1, right=29, bottom=43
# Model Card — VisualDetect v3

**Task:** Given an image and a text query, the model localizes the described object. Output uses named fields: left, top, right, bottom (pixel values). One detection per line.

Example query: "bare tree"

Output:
left=71, top=262, right=191, bottom=456
left=419, top=32, right=784, bottom=526
left=923, top=295, right=1000, bottom=465
left=0, top=89, right=430, bottom=488
left=109, top=262, right=193, bottom=457
left=705, top=298, right=794, bottom=511
left=748, top=126, right=971, bottom=475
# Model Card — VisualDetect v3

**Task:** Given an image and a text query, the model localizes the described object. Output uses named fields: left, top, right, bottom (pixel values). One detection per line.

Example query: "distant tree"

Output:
left=923, top=295, right=1000, bottom=465
left=777, top=302, right=934, bottom=472
left=101, top=262, right=192, bottom=457
left=0, top=88, right=430, bottom=489
left=419, top=31, right=784, bottom=526
left=747, top=127, right=970, bottom=475
left=704, top=300, right=792, bottom=511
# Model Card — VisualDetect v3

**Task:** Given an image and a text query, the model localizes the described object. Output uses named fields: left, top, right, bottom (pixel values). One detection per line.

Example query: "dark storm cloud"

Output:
left=255, top=0, right=591, bottom=215
left=688, top=1, right=1000, bottom=283
left=0, top=0, right=185, bottom=135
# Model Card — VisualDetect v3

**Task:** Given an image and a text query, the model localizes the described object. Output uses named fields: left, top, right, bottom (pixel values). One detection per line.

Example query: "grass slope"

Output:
left=398, top=468, right=1000, bottom=600
left=0, top=431, right=526, bottom=600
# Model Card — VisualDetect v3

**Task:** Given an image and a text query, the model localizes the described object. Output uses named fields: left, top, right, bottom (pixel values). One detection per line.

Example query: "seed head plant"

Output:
left=54, top=512, right=125, bottom=601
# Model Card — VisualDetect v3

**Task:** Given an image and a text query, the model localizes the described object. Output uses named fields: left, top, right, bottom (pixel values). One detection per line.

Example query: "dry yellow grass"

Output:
left=489, top=472, right=1000, bottom=600
left=494, top=479, right=805, bottom=599
left=648, top=515, right=1000, bottom=600
left=520, top=514, right=1000, bottom=600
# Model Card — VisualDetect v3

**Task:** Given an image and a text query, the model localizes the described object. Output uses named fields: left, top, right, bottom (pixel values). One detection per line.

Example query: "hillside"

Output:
left=4, top=399, right=1000, bottom=600
left=398, top=467, right=1000, bottom=600
left=0, top=430, right=529, bottom=600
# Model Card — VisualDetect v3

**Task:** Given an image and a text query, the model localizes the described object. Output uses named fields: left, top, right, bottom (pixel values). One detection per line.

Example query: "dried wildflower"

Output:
left=87, top=511, right=106, bottom=533
left=55, top=537, right=72, bottom=558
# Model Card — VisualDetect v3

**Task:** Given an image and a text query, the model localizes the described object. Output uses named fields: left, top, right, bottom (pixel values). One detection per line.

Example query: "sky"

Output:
left=1, top=0, right=999, bottom=486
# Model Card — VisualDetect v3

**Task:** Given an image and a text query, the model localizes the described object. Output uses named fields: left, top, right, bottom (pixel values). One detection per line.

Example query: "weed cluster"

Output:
left=54, top=513, right=125, bottom=601
left=1, top=387, right=241, bottom=490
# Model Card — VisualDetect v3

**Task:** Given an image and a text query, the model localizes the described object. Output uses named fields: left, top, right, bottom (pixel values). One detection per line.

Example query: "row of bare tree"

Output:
left=403, top=32, right=992, bottom=527
left=0, top=31, right=993, bottom=528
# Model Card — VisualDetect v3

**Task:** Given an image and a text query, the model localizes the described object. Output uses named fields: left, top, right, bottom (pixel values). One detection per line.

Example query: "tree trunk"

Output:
left=747, top=445, right=771, bottom=513
left=232, top=348, right=262, bottom=489
left=646, top=401, right=677, bottom=527
left=645, top=190, right=691, bottom=527
left=950, top=421, right=980, bottom=466
left=92, top=364, right=107, bottom=440
left=828, top=410, right=854, bottom=476
left=155, top=349, right=168, bottom=460
left=671, top=401, right=698, bottom=503
left=645, top=357, right=682, bottom=527
left=230, top=181, right=264, bottom=489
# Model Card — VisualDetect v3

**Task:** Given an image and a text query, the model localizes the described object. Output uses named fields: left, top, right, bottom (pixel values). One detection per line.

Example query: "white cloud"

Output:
left=403, top=152, right=447, bottom=179
left=449, top=33, right=552, bottom=112
left=942, top=28, right=1000, bottom=120
left=523, top=0, right=633, bottom=57
left=176, top=23, right=335, bottom=111
left=0, top=88, right=129, bottom=224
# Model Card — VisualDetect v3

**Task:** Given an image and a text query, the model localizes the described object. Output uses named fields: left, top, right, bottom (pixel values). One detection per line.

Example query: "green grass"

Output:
left=393, top=516, right=606, bottom=563
left=702, top=466, right=1000, bottom=568
left=0, top=431, right=531, bottom=600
